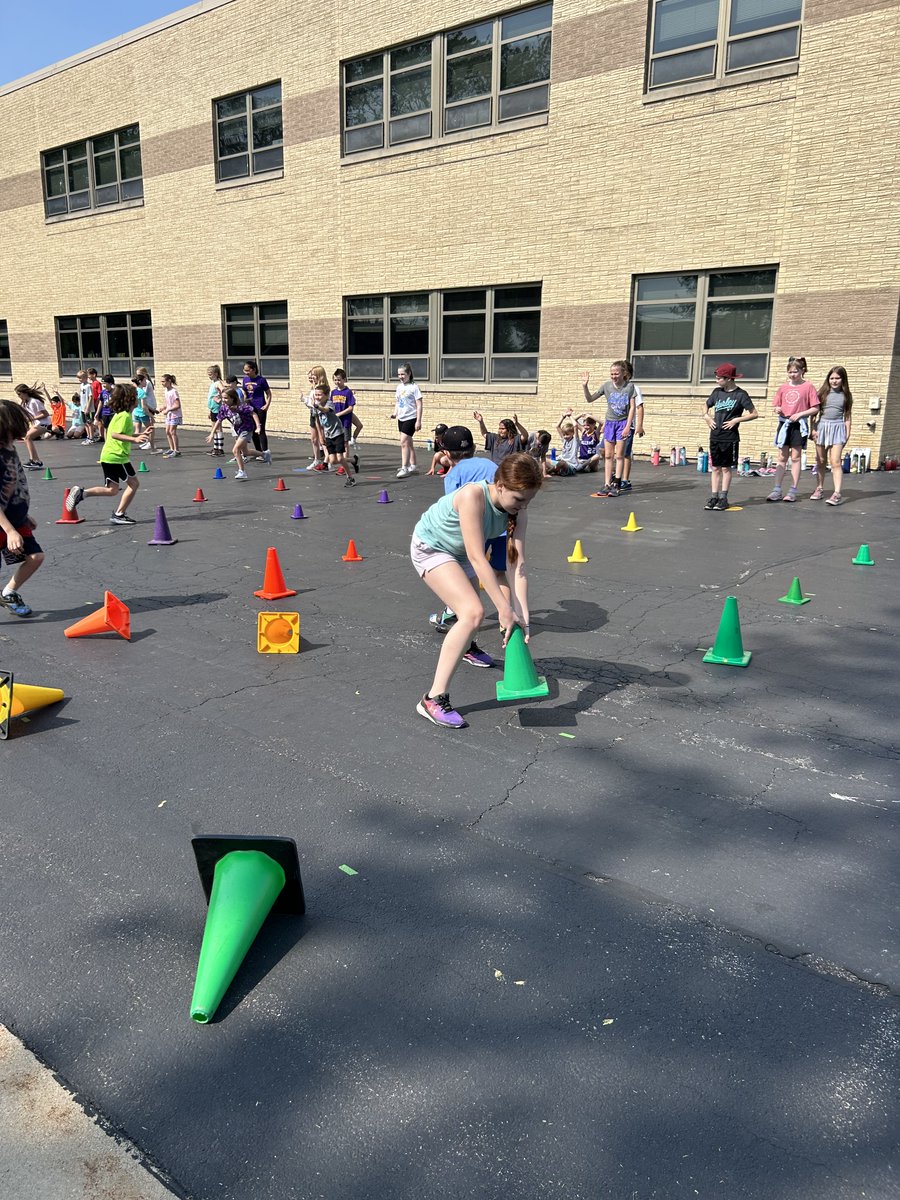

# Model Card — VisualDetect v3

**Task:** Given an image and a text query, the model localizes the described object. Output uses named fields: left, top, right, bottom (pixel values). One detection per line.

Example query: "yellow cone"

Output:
left=0, top=671, right=65, bottom=739
left=567, top=539, right=589, bottom=563
left=621, top=512, right=642, bottom=532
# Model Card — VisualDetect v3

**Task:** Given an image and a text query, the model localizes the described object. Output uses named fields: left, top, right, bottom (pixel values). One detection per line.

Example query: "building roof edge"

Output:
left=0, top=0, right=238, bottom=97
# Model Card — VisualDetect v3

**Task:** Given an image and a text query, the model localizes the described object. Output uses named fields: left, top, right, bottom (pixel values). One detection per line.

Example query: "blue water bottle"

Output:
left=550, top=447, right=557, bottom=462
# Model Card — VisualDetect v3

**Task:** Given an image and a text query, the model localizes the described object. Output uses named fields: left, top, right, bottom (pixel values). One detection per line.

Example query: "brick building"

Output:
left=1, top=0, right=898, bottom=461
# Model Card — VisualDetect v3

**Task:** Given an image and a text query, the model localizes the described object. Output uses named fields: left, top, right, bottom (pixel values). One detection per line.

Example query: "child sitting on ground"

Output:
left=548, top=411, right=582, bottom=476
left=426, top=424, right=453, bottom=475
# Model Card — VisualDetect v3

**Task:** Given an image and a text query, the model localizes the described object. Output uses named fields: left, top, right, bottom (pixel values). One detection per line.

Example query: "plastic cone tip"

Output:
left=377, top=490, right=392, bottom=503
left=567, top=540, right=589, bottom=562
left=138, top=461, right=149, bottom=472
left=852, top=544, right=874, bottom=565
left=10, top=681, right=65, bottom=718
left=778, top=577, right=811, bottom=605
left=64, top=591, right=131, bottom=640
left=194, top=489, right=207, bottom=502
left=214, top=468, right=225, bottom=479
left=291, top=504, right=305, bottom=519
left=274, top=479, right=288, bottom=491
left=189, top=850, right=287, bottom=1023
left=621, top=512, right=642, bottom=532
left=342, top=540, right=363, bottom=561
left=148, top=506, right=177, bottom=545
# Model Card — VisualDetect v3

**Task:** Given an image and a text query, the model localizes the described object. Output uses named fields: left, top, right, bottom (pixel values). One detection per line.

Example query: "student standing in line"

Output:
left=766, top=356, right=820, bottom=502
left=702, top=363, right=757, bottom=510
left=618, top=360, right=645, bottom=491
left=302, top=365, right=328, bottom=470
left=391, top=362, right=423, bottom=477
left=161, top=373, right=182, bottom=457
left=65, top=383, right=143, bottom=525
left=411, top=452, right=542, bottom=729
left=75, top=370, right=96, bottom=443
left=313, top=384, right=357, bottom=486
left=811, top=366, right=852, bottom=506
left=581, top=361, right=636, bottom=496
left=96, top=373, right=116, bottom=441
left=87, top=369, right=103, bottom=442
left=0, top=400, right=45, bottom=618
left=206, top=365, right=225, bottom=456
left=331, top=368, right=363, bottom=446
left=243, top=359, right=273, bottom=464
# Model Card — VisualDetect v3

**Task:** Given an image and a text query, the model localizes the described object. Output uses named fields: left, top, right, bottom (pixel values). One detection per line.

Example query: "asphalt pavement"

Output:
left=1, top=433, right=898, bottom=1200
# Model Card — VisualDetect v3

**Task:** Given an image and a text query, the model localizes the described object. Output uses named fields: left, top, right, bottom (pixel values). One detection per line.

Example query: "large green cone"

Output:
left=702, top=596, right=751, bottom=667
left=190, top=850, right=286, bottom=1023
left=496, top=626, right=549, bottom=701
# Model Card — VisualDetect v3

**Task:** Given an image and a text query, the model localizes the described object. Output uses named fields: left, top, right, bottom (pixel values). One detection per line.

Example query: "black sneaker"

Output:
left=66, top=485, right=85, bottom=512
left=0, top=590, right=32, bottom=617
left=110, top=512, right=137, bottom=525
left=714, top=496, right=729, bottom=511
left=352, top=454, right=359, bottom=474
left=619, top=480, right=632, bottom=491
left=26, top=460, right=43, bottom=470
left=606, top=484, right=620, bottom=497
left=704, top=496, right=718, bottom=510
left=343, top=476, right=356, bottom=488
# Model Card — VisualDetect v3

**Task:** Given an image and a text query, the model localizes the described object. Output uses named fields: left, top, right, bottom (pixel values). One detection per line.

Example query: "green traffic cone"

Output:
left=42, top=467, right=54, bottom=480
left=702, top=596, right=751, bottom=667
left=496, top=626, right=549, bottom=701
left=852, top=544, right=874, bottom=566
left=190, top=850, right=286, bottom=1023
left=138, top=461, right=149, bottom=473
left=778, top=576, right=811, bottom=605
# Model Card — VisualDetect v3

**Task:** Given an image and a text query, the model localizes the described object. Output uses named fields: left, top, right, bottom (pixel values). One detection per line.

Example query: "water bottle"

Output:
left=670, top=446, right=677, bottom=466
left=741, top=456, right=750, bottom=476
left=651, top=447, right=660, bottom=466
left=550, top=447, right=557, bottom=463
left=842, top=452, right=851, bottom=473
left=425, top=439, right=433, bottom=452
left=696, top=446, right=705, bottom=472
left=679, top=446, right=687, bottom=467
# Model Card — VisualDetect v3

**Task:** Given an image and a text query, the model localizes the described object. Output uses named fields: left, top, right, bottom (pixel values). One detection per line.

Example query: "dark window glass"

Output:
left=251, top=83, right=282, bottom=109
left=81, top=329, right=103, bottom=357
left=447, top=21, right=493, bottom=54
left=726, top=26, right=799, bottom=70
left=443, top=313, right=486, bottom=354
left=729, top=0, right=801, bottom=37
left=107, top=328, right=130, bottom=358
left=708, top=269, right=777, bottom=296
left=391, top=315, right=429, bottom=355
left=259, top=302, right=288, bottom=321
left=636, top=274, right=698, bottom=300
left=445, top=99, right=491, bottom=131
left=391, top=68, right=431, bottom=116
left=346, top=80, right=384, bottom=126
left=650, top=45, right=716, bottom=86
left=493, top=312, right=541, bottom=353
left=120, top=145, right=142, bottom=180
left=704, top=300, right=773, bottom=349
left=500, top=33, right=551, bottom=90
left=502, top=3, right=552, bottom=39
left=216, top=94, right=246, bottom=120
left=59, top=331, right=80, bottom=358
left=218, top=118, right=249, bottom=157
left=634, top=303, right=696, bottom=351
left=259, top=324, right=289, bottom=355
left=446, top=51, right=492, bottom=103
left=653, top=0, right=719, bottom=54
left=391, top=40, right=430, bottom=70
left=443, top=290, right=487, bottom=311
left=252, top=108, right=283, bottom=149
left=346, top=54, right=383, bottom=83
left=347, top=297, right=385, bottom=317
left=348, top=319, right=385, bottom=355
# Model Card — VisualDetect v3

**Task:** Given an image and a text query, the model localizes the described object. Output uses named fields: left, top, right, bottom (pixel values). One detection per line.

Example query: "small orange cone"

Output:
left=55, top=487, right=85, bottom=525
left=273, top=478, right=288, bottom=492
left=64, top=591, right=131, bottom=640
left=342, top=539, right=363, bottom=562
left=193, top=488, right=207, bottom=503
left=253, top=547, right=297, bottom=600
left=257, top=612, right=300, bottom=654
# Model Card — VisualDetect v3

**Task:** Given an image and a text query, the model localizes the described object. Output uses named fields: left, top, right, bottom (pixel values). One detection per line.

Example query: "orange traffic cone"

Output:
left=342, top=539, right=363, bottom=562
left=253, top=547, right=297, bottom=600
left=64, top=591, right=131, bottom=640
left=193, top=488, right=207, bottom=503
left=273, top=478, right=288, bottom=492
left=55, top=487, right=85, bottom=525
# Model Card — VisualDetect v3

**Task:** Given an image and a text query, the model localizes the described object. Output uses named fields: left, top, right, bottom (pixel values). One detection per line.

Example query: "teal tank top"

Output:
left=414, top=480, right=507, bottom=558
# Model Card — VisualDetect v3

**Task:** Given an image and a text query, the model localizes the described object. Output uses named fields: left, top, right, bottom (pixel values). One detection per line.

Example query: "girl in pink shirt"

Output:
left=766, top=356, right=820, bottom=502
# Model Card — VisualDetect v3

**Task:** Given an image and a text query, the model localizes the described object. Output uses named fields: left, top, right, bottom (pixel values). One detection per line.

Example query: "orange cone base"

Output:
left=64, top=591, right=131, bottom=640
left=257, top=612, right=300, bottom=653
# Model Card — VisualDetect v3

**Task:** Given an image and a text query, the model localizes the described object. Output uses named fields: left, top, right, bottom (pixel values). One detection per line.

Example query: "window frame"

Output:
left=344, top=284, right=542, bottom=390
left=629, top=267, right=777, bottom=387
left=213, top=81, right=285, bottom=185
left=222, top=301, right=290, bottom=382
left=341, top=2, right=552, bottom=159
left=54, top=311, right=154, bottom=379
left=0, top=320, right=10, bottom=379
left=646, top=0, right=802, bottom=96
left=41, top=124, right=144, bottom=221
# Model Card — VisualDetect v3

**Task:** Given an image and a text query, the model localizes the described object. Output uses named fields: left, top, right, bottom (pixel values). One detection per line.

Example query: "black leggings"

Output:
left=252, top=407, right=269, bottom=453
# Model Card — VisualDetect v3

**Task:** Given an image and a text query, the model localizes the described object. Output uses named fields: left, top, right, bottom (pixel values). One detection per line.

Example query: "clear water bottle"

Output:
left=425, top=439, right=433, bottom=452
left=679, top=446, right=687, bottom=466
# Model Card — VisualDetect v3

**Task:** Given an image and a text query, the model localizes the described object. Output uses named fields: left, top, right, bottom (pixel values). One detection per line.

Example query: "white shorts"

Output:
left=410, top=535, right=476, bottom=580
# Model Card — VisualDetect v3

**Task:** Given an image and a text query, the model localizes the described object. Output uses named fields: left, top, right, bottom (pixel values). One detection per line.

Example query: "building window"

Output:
left=0, top=321, right=10, bottom=378
left=55, top=311, right=154, bottom=378
left=223, top=302, right=289, bottom=379
left=42, top=125, right=143, bottom=218
left=345, top=285, right=542, bottom=384
left=214, top=83, right=284, bottom=182
left=648, top=0, right=801, bottom=90
left=630, top=268, right=776, bottom=383
left=342, top=2, right=552, bottom=155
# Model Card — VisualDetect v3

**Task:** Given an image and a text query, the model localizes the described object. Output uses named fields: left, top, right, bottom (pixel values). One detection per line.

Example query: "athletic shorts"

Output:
left=603, top=418, right=629, bottom=444
left=398, top=418, right=417, bottom=436
left=485, top=534, right=507, bottom=572
left=325, top=433, right=346, bottom=455
left=622, top=429, right=635, bottom=458
left=410, top=535, right=476, bottom=581
left=165, top=414, right=182, bottom=427
left=99, top=412, right=113, bottom=428
left=709, top=438, right=739, bottom=469
left=100, top=461, right=137, bottom=486
left=0, top=525, right=42, bottom=566
left=776, top=420, right=808, bottom=451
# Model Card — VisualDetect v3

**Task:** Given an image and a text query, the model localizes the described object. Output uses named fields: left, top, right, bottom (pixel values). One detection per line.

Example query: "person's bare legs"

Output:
left=422, top=565, right=484, bottom=696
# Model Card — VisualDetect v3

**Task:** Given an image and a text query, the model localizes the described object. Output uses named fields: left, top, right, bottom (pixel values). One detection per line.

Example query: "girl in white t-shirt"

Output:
left=14, top=384, right=51, bottom=469
left=390, top=362, right=423, bottom=478
left=161, top=374, right=182, bottom=458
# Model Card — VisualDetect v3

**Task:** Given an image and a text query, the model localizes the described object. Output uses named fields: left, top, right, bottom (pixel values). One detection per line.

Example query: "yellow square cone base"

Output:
left=257, top=612, right=300, bottom=653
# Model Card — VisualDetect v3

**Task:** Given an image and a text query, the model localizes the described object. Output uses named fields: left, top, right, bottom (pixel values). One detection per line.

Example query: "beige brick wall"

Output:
left=0, top=0, right=897, bottom=464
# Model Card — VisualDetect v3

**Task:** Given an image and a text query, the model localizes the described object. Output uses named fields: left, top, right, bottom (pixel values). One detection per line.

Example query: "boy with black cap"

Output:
left=702, top=363, right=757, bottom=510
left=425, top=423, right=452, bottom=475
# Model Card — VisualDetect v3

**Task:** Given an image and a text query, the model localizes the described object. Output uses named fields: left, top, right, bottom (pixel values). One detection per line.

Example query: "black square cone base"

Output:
left=191, top=835, right=306, bottom=914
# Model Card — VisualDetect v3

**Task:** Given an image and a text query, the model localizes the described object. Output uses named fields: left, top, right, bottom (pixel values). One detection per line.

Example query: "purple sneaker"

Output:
left=417, top=693, right=468, bottom=729
left=462, top=644, right=494, bottom=668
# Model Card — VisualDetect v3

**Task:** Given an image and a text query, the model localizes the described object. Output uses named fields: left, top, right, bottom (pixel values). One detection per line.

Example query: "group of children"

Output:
left=702, top=356, right=854, bottom=510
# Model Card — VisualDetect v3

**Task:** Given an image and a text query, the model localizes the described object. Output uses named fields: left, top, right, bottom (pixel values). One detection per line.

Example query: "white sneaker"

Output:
left=235, top=470, right=248, bottom=480
left=349, top=437, right=356, bottom=446
left=261, top=450, right=272, bottom=464
left=405, top=464, right=419, bottom=475
left=139, top=441, right=152, bottom=450
left=396, top=466, right=408, bottom=478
